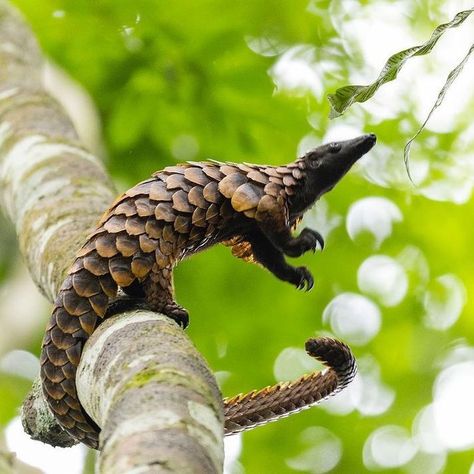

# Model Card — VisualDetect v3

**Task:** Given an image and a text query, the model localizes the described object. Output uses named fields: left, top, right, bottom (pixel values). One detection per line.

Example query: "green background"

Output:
left=1, top=1, right=473, bottom=472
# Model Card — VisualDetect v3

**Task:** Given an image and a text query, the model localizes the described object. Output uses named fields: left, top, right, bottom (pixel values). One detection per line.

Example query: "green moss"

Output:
left=120, top=364, right=219, bottom=411
left=124, top=367, right=164, bottom=389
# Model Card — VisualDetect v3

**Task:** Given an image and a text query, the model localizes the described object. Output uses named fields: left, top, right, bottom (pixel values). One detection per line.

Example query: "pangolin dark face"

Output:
left=290, top=134, right=376, bottom=215
left=306, top=133, right=376, bottom=177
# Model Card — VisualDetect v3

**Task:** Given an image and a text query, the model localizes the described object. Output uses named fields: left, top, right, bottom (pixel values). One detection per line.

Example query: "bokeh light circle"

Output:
left=322, top=293, right=381, bottom=345
left=357, top=255, right=408, bottom=307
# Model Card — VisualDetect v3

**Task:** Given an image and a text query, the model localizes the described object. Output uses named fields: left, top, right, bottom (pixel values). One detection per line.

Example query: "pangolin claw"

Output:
left=315, top=231, right=324, bottom=250
left=295, top=266, right=314, bottom=291
left=165, top=306, right=189, bottom=329
left=299, top=228, right=324, bottom=254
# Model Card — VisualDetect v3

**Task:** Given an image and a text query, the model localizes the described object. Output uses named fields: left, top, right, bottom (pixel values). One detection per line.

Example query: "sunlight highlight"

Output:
left=322, top=293, right=381, bottom=345
left=423, top=274, right=466, bottom=330
left=270, top=45, right=325, bottom=99
left=0, top=350, right=38, bottom=381
left=5, top=417, right=85, bottom=474
left=273, top=347, right=322, bottom=382
left=363, top=425, right=417, bottom=470
left=433, top=361, right=474, bottom=450
left=321, top=355, right=394, bottom=417
left=286, top=426, right=342, bottom=474
left=224, top=435, right=243, bottom=474
left=301, top=197, right=342, bottom=242
left=346, top=197, right=402, bottom=248
left=358, top=255, right=408, bottom=307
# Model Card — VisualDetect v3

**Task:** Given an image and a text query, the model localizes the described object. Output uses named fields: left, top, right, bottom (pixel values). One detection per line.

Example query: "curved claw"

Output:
left=165, top=305, right=189, bottom=329
left=295, top=267, right=314, bottom=292
left=300, top=228, right=324, bottom=253
left=314, top=231, right=324, bottom=251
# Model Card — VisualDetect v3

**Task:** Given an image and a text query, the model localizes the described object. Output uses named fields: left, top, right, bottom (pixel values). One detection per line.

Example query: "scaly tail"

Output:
left=223, top=337, right=356, bottom=435
left=40, top=248, right=118, bottom=449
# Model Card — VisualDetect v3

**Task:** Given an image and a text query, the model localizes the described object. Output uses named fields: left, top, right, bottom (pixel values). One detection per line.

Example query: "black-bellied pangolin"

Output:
left=40, top=134, right=376, bottom=449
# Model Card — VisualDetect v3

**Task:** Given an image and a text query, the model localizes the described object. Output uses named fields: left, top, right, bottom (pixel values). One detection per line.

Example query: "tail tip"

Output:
left=305, top=337, right=357, bottom=381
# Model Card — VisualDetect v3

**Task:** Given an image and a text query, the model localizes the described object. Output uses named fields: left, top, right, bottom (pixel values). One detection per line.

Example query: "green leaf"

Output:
left=327, top=8, right=474, bottom=118
left=404, top=43, right=474, bottom=181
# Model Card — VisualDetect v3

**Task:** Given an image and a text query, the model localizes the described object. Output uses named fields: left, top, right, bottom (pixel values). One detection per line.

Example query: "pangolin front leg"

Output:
left=246, top=230, right=314, bottom=290
left=254, top=195, right=324, bottom=258
left=263, top=225, right=324, bottom=258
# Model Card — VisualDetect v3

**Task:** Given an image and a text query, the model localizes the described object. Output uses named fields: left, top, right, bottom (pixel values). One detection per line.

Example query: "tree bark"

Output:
left=77, top=312, right=224, bottom=473
left=0, top=2, right=224, bottom=471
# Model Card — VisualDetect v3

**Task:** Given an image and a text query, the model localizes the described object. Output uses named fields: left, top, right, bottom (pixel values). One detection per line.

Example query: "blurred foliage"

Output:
left=0, top=375, right=31, bottom=425
left=1, top=0, right=474, bottom=473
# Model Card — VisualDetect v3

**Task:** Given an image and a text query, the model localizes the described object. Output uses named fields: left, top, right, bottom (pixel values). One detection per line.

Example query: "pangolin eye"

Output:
left=329, top=142, right=341, bottom=153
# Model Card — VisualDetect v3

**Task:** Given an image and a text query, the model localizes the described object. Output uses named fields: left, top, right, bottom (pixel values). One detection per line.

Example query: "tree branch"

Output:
left=0, top=0, right=114, bottom=449
left=77, top=311, right=223, bottom=472
left=0, top=2, right=224, bottom=471
left=0, top=1, right=115, bottom=300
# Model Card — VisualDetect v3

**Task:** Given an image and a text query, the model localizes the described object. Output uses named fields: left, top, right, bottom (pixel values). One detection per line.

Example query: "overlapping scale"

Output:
left=206, top=203, right=220, bottom=224
left=88, top=293, right=108, bottom=317
left=174, top=215, right=191, bottom=234
left=202, top=165, right=224, bottom=181
left=192, top=207, right=207, bottom=227
left=108, top=255, right=135, bottom=287
left=116, top=233, right=139, bottom=257
left=125, top=180, right=153, bottom=197
left=131, top=254, right=154, bottom=278
left=165, top=173, right=191, bottom=191
left=172, top=190, right=194, bottom=213
left=62, top=290, right=91, bottom=317
left=78, top=311, right=98, bottom=334
left=103, top=215, right=126, bottom=234
left=220, top=164, right=239, bottom=175
left=95, top=233, right=119, bottom=258
left=139, top=234, right=159, bottom=253
left=72, top=271, right=100, bottom=297
left=125, top=216, right=146, bottom=236
left=184, top=167, right=208, bottom=186
left=188, top=186, right=208, bottom=209
left=45, top=344, right=69, bottom=367
left=134, top=197, right=155, bottom=217
left=231, top=182, right=264, bottom=212
left=149, top=180, right=173, bottom=201
left=161, top=165, right=186, bottom=175
left=203, top=181, right=221, bottom=203
left=218, top=173, right=247, bottom=198
left=155, top=202, right=176, bottom=222
left=247, top=170, right=269, bottom=185
left=114, top=199, right=136, bottom=217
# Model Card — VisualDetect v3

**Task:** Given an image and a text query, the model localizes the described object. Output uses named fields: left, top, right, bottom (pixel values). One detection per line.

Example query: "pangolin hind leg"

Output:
left=142, top=266, right=189, bottom=328
left=246, top=231, right=314, bottom=290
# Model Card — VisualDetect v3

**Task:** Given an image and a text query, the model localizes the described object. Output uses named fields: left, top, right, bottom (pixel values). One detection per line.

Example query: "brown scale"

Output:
left=40, top=134, right=375, bottom=449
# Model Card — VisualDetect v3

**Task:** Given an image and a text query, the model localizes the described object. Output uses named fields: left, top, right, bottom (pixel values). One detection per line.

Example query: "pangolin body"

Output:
left=40, top=134, right=376, bottom=449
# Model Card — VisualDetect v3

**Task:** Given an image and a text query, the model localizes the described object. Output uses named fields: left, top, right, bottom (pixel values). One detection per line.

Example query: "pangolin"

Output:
left=40, top=133, right=376, bottom=449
